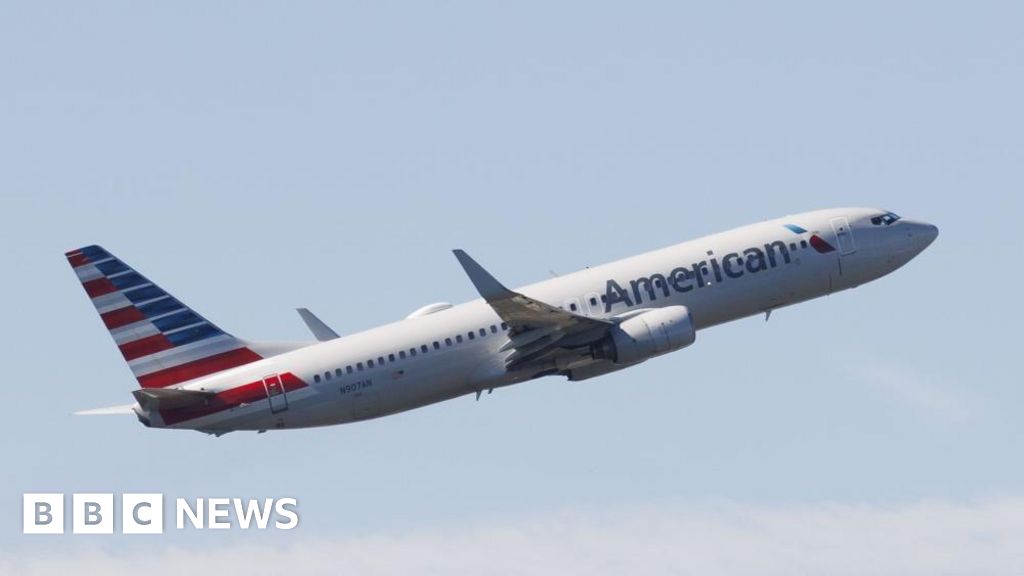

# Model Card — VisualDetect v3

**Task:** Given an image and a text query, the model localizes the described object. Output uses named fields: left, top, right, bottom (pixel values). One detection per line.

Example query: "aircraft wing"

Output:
left=453, top=250, right=613, bottom=370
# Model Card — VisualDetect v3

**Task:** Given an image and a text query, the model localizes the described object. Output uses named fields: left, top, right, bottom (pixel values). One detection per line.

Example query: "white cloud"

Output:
left=854, top=362, right=979, bottom=422
left=6, top=497, right=1024, bottom=576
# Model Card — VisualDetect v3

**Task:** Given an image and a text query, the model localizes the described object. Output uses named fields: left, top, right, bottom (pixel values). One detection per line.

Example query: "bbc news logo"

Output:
left=23, top=493, right=299, bottom=534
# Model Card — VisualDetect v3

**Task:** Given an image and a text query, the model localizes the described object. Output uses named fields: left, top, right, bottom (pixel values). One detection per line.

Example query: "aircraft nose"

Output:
left=922, top=222, right=939, bottom=245
left=903, top=220, right=939, bottom=251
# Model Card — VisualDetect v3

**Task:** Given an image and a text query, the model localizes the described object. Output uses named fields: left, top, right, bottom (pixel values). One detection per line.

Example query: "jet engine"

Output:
left=592, top=306, right=696, bottom=365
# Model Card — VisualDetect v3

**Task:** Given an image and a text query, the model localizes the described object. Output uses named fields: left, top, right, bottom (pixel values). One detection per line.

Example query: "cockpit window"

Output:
left=870, top=212, right=901, bottom=226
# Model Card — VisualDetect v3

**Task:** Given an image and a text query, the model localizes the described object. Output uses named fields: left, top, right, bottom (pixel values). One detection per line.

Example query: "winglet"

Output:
left=453, top=250, right=515, bottom=302
left=297, top=308, right=340, bottom=341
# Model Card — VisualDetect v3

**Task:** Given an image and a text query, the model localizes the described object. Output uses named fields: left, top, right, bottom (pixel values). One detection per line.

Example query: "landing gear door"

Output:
left=830, top=217, right=857, bottom=255
left=263, top=374, right=289, bottom=414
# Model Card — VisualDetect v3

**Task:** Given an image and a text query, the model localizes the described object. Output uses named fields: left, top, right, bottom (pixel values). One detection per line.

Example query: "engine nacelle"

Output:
left=565, top=360, right=634, bottom=381
left=593, top=306, right=696, bottom=365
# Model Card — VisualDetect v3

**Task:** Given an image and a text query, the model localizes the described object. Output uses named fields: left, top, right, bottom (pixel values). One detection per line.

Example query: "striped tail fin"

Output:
left=65, top=245, right=264, bottom=388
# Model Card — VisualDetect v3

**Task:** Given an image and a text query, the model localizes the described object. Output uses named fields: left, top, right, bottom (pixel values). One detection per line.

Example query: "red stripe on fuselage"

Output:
left=101, top=306, right=147, bottom=329
left=83, top=277, right=117, bottom=298
left=119, top=333, right=174, bottom=361
left=159, top=372, right=307, bottom=426
left=137, top=347, right=264, bottom=388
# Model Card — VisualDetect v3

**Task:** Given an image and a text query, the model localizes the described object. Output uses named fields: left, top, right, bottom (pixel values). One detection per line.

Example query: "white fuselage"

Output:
left=147, top=207, right=937, bottom=433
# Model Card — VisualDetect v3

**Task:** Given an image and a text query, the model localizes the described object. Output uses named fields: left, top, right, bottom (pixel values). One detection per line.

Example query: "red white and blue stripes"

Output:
left=65, top=245, right=263, bottom=388
left=783, top=223, right=836, bottom=254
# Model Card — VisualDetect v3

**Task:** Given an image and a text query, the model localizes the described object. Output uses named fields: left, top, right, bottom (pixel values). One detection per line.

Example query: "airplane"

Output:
left=68, top=207, right=937, bottom=435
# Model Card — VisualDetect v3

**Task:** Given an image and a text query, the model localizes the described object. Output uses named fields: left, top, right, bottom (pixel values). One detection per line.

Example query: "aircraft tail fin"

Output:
left=65, top=245, right=264, bottom=388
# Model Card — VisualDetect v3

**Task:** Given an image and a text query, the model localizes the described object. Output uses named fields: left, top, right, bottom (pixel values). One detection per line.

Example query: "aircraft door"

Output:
left=263, top=374, right=289, bottom=414
left=830, top=217, right=857, bottom=255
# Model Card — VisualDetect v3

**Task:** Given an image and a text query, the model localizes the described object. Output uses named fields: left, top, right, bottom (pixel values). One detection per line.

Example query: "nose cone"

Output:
left=914, top=221, right=939, bottom=248
left=923, top=223, right=939, bottom=245
left=903, top=220, right=939, bottom=253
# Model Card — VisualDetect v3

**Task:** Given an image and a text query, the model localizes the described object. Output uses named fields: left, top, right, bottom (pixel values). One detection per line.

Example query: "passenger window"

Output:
left=389, top=353, right=395, bottom=362
left=410, top=348, right=417, bottom=357
left=346, top=366, right=353, bottom=374
left=590, top=297, right=597, bottom=306
left=479, top=328, right=486, bottom=337
left=400, top=350, right=407, bottom=359
left=456, top=334, right=463, bottom=343
left=335, top=369, right=342, bottom=377
left=445, top=337, right=453, bottom=346
left=501, top=322, right=508, bottom=330
left=490, top=325, right=497, bottom=333
left=368, top=359, right=374, bottom=368
left=419, top=344, right=427, bottom=353
left=800, top=240, right=808, bottom=248
left=357, top=362, right=364, bottom=371
left=325, top=371, right=332, bottom=380
left=433, top=341, right=440, bottom=350
left=314, top=374, right=321, bottom=383
left=570, top=303, right=578, bottom=312
left=468, top=331, right=475, bottom=340
left=378, top=356, right=385, bottom=365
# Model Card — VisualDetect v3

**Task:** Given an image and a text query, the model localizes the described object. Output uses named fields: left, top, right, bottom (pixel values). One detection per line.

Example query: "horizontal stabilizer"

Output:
left=132, top=388, right=216, bottom=411
left=74, top=404, right=137, bottom=416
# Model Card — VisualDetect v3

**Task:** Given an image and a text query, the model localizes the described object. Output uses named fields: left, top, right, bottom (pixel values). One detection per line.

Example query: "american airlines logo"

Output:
left=602, top=227, right=831, bottom=312
left=22, top=493, right=299, bottom=534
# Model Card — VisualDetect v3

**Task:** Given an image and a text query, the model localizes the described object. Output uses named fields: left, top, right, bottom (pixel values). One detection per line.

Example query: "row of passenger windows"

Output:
left=313, top=322, right=510, bottom=383
left=566, top=295, right=605, bottom=313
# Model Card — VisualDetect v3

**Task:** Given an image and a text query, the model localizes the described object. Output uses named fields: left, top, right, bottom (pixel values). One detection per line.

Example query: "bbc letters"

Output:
left=23, top=493, right=299, bottom=534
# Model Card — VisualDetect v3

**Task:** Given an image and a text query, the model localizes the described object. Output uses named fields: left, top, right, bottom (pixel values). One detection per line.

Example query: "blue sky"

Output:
left=2, top=1, right=1022, bottom=572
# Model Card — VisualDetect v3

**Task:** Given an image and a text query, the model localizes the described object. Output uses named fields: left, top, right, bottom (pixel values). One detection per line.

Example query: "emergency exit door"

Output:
left=830, top=217, right=857, bottom=255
